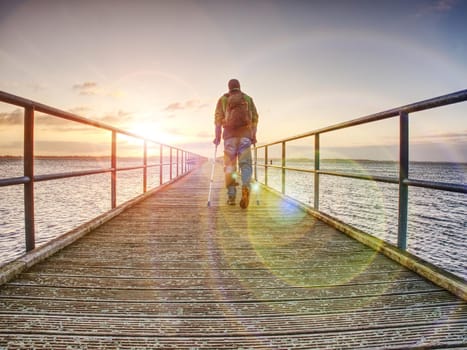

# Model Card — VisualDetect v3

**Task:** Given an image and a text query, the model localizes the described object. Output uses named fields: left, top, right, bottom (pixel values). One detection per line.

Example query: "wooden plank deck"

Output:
left=0, top=162, right=466, bottom=349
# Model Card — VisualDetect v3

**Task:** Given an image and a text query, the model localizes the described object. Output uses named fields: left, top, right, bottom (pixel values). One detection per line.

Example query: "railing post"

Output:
left=111, top=131, right=117, bottom=209
left=184, top=151, right=187, bottom=173
left=314, top=133, right=320, bottom=211
left=180, top=151, right=184, bottom=174
left=143, top=141, right=147, bottom=193
left=264, top=146, right=268, bottom=186
left=254, top=146, right=258, bottom=181
left=398, top=111, right=409, bottom=250
left=281, top=142, right=286, bottom=194
left=170, top=147, right=173, bottom=180
left=181, top=151, right=184, bottom=174
left=24, top=106, right=35, bottom=251
left=176, top=149, right=179, bottom=177
left=159, top=144, right=163, bottom=185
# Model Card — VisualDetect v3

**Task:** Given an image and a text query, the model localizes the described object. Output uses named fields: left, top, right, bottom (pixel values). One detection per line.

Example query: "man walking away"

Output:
left=213, top=79, right=259, bottom=208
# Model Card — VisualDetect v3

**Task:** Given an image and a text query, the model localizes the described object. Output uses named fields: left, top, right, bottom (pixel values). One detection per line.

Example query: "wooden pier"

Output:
left=0, top=162, right=466, bottom=349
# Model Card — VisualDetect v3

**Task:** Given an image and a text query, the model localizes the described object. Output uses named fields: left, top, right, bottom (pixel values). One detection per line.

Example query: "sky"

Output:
left=0, top=0, right=466, bottom=161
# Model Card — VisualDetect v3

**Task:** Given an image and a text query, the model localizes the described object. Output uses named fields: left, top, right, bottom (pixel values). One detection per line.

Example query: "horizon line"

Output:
left=0, top=155, right=465, bottom=164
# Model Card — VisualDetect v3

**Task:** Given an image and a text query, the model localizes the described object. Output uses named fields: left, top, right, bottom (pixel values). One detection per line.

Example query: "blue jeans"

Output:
left=223, top=137, right=252, bottom=198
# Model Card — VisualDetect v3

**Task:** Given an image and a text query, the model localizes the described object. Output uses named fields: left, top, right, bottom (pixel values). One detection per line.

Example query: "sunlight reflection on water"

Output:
left=257, top=160, right=466, bottom=280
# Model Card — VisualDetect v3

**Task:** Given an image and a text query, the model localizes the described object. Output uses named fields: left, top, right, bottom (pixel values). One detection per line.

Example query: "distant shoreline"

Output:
left=0, top=155, right=465, bottom=165
left=0, top=155, right=112, bottom=160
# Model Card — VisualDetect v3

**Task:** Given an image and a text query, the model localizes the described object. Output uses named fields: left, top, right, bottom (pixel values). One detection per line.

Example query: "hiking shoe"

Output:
left=239, top=186, right=250, bottom=209
left=227, top=196, right=236, bottom=205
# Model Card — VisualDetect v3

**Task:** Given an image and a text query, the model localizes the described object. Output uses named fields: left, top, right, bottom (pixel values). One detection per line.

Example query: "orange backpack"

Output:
left=223, top=92, right=251, bottom=128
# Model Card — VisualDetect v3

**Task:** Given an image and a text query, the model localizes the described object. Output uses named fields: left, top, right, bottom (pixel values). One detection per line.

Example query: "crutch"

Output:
left=207, top=145, right=218, bottom=207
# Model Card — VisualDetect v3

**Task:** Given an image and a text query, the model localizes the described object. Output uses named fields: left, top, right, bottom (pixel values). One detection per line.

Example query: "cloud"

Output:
left=164, top=102, right=184, bottom=111
left=66, top=107, right=134, bottom=126
left=73, top=82, right=97, bottom=89
left=163, top=99, right=208, bottom=112
left=72, top=82, right=124, bottom=98
left=34, top=113, right=98, bottom=132
left=416, top=0, right=458, bottom=16
left=412, top=130, right=467, bottom=143
left=431, top=0, right=457, bottom=12
left=72, top=81, right=99, bottom=95
left=0, top=105, right=133, bottom=129
left=31, top=108, right=133, bottom=131
left=0, top=109, right=22, bottom=125
left=0, top=107, right=100, bottom=128
left=99, top=110, right=133, bottom=125
left=68, top=106, right=93, bottom=115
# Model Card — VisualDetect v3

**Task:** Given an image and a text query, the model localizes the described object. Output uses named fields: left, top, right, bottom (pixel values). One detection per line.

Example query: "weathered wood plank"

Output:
left=0, top=325, right=466, bottom=350
left=0, top=162, right=466, bottom=349
left=1, top=305, right=466, bottom=336
left=0, top=292, right=461, bottom=318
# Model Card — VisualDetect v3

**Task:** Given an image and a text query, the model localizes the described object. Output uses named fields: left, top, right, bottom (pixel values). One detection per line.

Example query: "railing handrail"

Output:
left=257, top=89, right=467, bottom=147
left=0, top=90, right=204, bottom=253
left=254, top=89, right=467, bottom=254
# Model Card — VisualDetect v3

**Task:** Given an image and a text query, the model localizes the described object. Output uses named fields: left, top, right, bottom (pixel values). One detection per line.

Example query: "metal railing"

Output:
left=0, top=91, right=204, bottom=252
left=254, top=89, right=467, bottom=251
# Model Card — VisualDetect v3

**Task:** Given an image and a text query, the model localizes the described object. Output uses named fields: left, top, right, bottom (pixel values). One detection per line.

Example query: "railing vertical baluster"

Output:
left=111, top=131, right=117, bottom=209
left=264, top=146, right=268, bottom=186
left=159, top=144, right=163, bottom=185
left=282, top=142, right=286, bottom=194
left=314, top=133, right=320, bottom=211
left=24, top=106, right=35, bottom=251
left=143, top=141, right=147, bottom=193
left=398, top=111, right=409, bottom=250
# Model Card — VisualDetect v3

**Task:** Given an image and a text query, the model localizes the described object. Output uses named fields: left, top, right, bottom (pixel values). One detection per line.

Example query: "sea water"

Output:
left=0, top=157, right=171, bottom=266
left=256, top=159, right=466, bottom=280
left=1, top=158, right=466, bottom=280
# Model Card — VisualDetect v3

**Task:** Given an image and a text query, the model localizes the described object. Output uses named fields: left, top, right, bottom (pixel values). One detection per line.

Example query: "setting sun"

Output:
left=128, top=122, right=182, bottom=147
